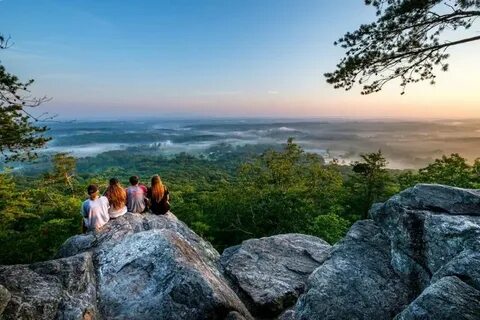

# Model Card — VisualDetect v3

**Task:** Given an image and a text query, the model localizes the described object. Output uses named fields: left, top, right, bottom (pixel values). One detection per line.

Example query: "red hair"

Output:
left=105, top=178, right=126, bottom=210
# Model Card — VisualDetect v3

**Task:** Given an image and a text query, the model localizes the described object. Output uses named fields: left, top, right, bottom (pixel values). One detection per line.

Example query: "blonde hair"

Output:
left=150, top=175, right=165, bottom=203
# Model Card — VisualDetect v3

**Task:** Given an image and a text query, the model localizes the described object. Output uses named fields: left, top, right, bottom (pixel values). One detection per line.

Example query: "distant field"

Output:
left=39, top=118, right=480, bottom=169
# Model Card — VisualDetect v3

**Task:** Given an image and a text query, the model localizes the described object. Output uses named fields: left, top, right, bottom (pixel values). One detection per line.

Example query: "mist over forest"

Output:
left=36, top=118, right=480, bottom=170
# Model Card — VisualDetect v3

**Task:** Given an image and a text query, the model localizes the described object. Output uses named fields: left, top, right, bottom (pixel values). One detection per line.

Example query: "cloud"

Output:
left=267, top=90, right=280, bottom=95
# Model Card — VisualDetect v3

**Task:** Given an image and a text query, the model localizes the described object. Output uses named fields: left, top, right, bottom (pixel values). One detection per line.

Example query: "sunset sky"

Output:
left=1, top=0, right=479, bottom=119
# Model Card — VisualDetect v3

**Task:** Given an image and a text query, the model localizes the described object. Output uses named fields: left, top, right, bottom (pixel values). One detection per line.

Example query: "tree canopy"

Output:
left=0, top=34, right=50, bottom=162
left=325, top=0, right=480, bottom=94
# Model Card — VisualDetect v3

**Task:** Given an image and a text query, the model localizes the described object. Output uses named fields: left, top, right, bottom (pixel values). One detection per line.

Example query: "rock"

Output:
left=430, top=248, right=480, bottom=291
left=381, top=184, right=480, bottom=215
left=4, top=184, right=480, bottom=319
left=0, top=252, right=97, bottom=320
left=293, top=220, right=411, bottom=320
left=58, top=212, right=219, bottom=269
left=278, top=310, right=296, bottom=320
left=0, top=212, right=252, bottom=320
left=0, top=284, right=11, bottom=315
left=97, top=229, right=251, bottom=319
left=224, top=311, right=248, bottom=320
left=220, top=234, right=331, bottom=317
left=394, top=276, right=480, bottom=320
left=371, top=184, right=480, bottom=292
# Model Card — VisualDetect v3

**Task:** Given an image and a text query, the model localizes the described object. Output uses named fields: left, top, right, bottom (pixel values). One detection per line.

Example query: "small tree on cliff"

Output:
left=0, top=34, right=51, bottom=162
left=325, top=0, right=480, bottom=94
left=345, top=151, right=397, bottom=219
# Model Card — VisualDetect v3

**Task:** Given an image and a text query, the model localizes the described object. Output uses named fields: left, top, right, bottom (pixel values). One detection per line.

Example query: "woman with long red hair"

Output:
left=147, top=175, right=170, bottom=215
left=104, top=178, right=127, bottom=218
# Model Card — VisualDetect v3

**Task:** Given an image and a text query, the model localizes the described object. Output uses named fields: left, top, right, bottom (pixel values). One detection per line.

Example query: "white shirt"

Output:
left=109, top=205, right=127, bottom=218
left=81, top=196, right=110, bottom=231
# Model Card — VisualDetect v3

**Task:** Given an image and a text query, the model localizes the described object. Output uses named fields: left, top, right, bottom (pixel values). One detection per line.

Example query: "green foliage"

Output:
left=398, top=153, right=480, bottom=189
left=188, top=138, right=346, bottom=250
left=0, top=155, right=82, bottom=264
left=4, top=139, right=480, bottom=265
left=310, top=212, right=350, bottom=244
left=326, top=0, right=480, bottom=94
left=344, top=150, right=399, bottom=219
left=0, top=34, right=50, bottom=162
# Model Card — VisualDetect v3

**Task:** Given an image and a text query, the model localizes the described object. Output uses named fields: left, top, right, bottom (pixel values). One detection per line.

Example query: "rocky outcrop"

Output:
left=1, top=184, right=480, bottom=319
left=293, top=220, right=411, bottom=320
left=286, top=184, right=480, bottom=319
left=0, top=213, right=252, bottom=320
left=370, top=184, right=480, bottom=293
left=0, top=252, right=97, bottom=320
left=220, top=234, right=330, bottom=317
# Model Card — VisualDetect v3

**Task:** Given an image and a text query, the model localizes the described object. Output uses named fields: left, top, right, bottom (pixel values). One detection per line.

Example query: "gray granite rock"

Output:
left=57, top=212, right=219, bottom=269
left=293, top=220, right=411, bottom=320
left=430, top=248, right=480, bottom=291
left=220, top=234, right=331, bottom=317
left=96, top=229, right=252, bottom=320
left=0, top=252, right=97, bottom=320
left=0, top=284, right=11, bottom=316
left=380, top=184, right=480, bottom=215
left=371, top=184, right=480, bottom=293
left=394, top=276, right=480, bottom=320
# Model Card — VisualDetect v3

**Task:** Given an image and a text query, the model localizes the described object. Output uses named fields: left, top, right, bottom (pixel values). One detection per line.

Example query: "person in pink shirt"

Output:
left=126, top=175, right=148, bottom=213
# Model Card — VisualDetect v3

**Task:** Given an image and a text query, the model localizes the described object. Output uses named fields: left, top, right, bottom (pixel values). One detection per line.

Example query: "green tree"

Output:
left=326, top=0, right=480, bottom=94
left=0, top=34, right=50, bottom=162
left=398, top=153, right=479, bottom=189
left=310, top=212, right=350, bottom=244
left=202, top=139, right=346, bottom=249
left=0, top=156, right=81, bottom=264
left=44, top=153, right=78, bottom=195
left=345, top=150, right=397, bottom=219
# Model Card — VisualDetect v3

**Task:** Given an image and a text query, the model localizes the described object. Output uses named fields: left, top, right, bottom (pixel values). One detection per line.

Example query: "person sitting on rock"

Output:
left=126, top=175, right=148, bottom=213
left=104, top=178, right=127, bottom=219
left=81, top=184, right=110, bottom=232
left=147, top=174, right=170, bottom=215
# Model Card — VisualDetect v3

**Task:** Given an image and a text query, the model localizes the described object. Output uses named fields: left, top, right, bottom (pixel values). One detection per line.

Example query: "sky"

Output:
left=0, top=0, right=479, bottom=119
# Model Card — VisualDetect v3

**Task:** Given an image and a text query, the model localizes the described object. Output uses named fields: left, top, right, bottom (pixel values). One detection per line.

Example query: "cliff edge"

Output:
left=1, top=184, right=480, bottom=319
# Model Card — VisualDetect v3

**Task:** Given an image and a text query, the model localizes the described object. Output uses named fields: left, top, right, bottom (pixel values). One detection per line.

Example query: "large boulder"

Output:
left=57, top=212, right=219, bottom=269
left=1, top=213, right=252, bottom=320
left=293, top=220, right=412, bottom=320
left=96, top=229, right=251, bottom=319
left=220, top=234, right=331, bottom=317
left=376, top=184, right=480, bottom=215
left=0, top=252, right=97, bottom=320
left=371, top=184, right=480, bottom=293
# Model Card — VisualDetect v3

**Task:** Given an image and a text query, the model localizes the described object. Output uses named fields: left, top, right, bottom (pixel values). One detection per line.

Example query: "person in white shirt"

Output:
left=104, top=178, right=128, bottom=218
left=81, top=184, right=110, bottom=232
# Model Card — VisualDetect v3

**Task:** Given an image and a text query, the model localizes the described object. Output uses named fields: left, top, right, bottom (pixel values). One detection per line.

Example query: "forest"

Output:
left=2, top=139, right=480, bottom=265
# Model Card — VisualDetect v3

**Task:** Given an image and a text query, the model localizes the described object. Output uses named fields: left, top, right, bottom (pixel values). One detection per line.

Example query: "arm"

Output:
left=80, top=202, right=89, bottom=232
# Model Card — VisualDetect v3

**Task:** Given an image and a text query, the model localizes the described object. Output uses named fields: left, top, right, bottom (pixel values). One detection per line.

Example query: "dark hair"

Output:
left=87, top=184, right=98, bottom=195
left=129, top=176, right=139, bottom=185
left=109, top=177, right=119, bottom=185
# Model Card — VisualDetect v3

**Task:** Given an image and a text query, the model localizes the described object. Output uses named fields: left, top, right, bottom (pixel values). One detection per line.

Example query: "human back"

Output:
left=81, top=184, right=110, bottom=231
left=147, top=174, right=170, bottom=215
left=126, top=175, right=147, bottom=213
